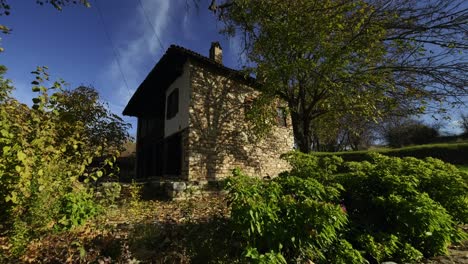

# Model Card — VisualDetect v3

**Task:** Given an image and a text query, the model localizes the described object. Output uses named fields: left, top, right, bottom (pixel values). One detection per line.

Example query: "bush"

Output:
left=314, top=142, right=468, bottom=165
left=385, top=121, right=439, bottom=148
left=226, top=152, right=468, bottom=263
left=226, top=155, right=363, bottom=263
left=340, top=154, right=467, bottom=262
left=0, top=67, right=119, bottom=255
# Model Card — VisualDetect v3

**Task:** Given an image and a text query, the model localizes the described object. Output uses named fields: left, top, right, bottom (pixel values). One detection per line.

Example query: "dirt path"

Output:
left=424, top=240, right=468, bottom=264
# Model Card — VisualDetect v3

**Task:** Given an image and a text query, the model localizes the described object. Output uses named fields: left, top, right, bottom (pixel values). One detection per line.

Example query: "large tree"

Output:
left=55, top=86, right=131, bottom=154
left=209, top=0, right=467, bottom=152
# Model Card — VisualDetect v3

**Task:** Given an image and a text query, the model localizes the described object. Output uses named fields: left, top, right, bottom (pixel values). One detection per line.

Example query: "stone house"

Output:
left=123, top=43, right=294, bottom=182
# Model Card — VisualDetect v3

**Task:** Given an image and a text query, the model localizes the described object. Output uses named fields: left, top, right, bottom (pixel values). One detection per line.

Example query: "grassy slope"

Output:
left=313, top=142, right=468, bottom=165
left=457, top=165, right=468, bottom=172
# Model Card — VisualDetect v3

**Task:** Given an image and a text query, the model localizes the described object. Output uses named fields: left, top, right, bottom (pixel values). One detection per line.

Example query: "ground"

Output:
left=1, top=191, right=467, bottom=263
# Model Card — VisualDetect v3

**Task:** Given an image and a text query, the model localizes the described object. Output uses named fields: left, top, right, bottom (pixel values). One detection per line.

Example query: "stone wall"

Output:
left=186, top=62, right=294, bottom=181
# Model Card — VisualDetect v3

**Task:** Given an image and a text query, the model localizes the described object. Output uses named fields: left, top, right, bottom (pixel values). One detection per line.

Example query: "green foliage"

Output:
left=0, top=65, right=12, bottom=99
left=340, top=154, right=467, bottom=261
left=227, top=152, right=467, bottom=263
left=0, top=67, right=118, bottom=255
left=314, top=142, right=468, bottom=165
left=55, top=86, right=131, bottom=154
left=127, top=180, right=143, bottom=211
left=97, top=182, right=122, bottom=207
left=226, top=166, right=359, bottom=263
left=243, top=93, right=279, bottom=140
left=57, top=189, right=100, bottom=230
left=385, top=120, right=439, bottom=147
left=217, top=0, right=467, bottom=153
left=219, top=0, right=395, bottom=152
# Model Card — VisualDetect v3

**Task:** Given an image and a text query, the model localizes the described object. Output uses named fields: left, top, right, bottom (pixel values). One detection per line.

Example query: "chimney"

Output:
left=209, top=42, right=222, bottom=64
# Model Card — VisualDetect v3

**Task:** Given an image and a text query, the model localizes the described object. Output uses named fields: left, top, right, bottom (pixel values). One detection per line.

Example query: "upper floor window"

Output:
left=166, top=88, right=179, bottom=120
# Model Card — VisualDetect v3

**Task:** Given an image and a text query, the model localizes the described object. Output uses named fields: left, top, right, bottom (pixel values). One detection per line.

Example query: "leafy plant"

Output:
left=57, top=189, right=100, bottom=230
left=226, top=152, right=467, bottom=263
left=98, top=182, right=122, bottom=207
left=127, top=180, right=143, bottom=212
left=226, top=165, right=360, bottom=263
left=340, top=153, right=467, bottom=262
left=0, top=67, right=121, bottom=255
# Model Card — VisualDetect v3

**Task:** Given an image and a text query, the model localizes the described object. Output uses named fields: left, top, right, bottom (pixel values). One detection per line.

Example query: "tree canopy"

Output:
left=55, top=86, right=131, bottom=154
left=212, top=0, right=467, bottom=152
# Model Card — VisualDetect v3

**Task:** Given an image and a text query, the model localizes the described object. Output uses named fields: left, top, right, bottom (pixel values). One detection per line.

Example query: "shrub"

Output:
left=385, top=121, right=439, bottom=148
left=57, top=189, right=100, bottom=230
left=314, top=142, right=468, bottom=165
left=226, top=152, right=467, bottom=263
left=0, top=67, right=119, bottom=255
left=339, top=154, right=467, bottom=262
left=97, top=182, right=122, bottom=207
left=226, top=155, right=363, bottom=263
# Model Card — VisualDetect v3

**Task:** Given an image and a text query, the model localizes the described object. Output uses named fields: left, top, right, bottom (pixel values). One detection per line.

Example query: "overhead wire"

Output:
left=93, top=0, right=132, bottom=98
left=137, top=0, right=165, bottom=51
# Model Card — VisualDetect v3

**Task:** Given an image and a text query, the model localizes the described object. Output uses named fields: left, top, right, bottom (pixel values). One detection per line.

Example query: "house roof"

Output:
left=122, top=45, right=257, bottom=117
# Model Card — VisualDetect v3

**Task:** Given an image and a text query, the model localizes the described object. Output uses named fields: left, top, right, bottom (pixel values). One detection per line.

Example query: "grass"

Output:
left=457, top=165, right=468, bottom=173
left=313, top=142, right=468, bottom=165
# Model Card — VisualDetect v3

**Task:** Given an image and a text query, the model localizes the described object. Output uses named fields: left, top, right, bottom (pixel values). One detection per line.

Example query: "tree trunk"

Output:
left=290, top=110, right=313, bottom=153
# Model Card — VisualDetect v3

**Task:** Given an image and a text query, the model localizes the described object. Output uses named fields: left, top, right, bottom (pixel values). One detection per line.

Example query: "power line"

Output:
left=93, top=0, right=132, bottom=97
left=137, top=0, right=165, bottom=51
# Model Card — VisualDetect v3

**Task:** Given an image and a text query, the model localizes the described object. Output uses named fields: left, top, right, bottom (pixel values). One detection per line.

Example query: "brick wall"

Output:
left=186, top=62, right=294, bottom=181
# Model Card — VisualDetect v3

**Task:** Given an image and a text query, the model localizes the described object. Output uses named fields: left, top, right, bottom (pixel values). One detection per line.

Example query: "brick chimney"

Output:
left=209, top=42, right=222, bottom=64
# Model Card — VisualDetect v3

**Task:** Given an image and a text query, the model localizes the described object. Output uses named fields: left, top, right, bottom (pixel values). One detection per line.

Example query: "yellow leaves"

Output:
left=6, top=191, right=17, bottom=203
left=0, top=128, right=12, bottom=138
left=2, top=145, right=11, bottom=154
left=0, top=24, right=10, bottom=34
left=17, top=151, right=26, bottom=162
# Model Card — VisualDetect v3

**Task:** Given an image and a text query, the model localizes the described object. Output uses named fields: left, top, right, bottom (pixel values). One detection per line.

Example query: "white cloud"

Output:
left=101, top=0, right=172, bottom=115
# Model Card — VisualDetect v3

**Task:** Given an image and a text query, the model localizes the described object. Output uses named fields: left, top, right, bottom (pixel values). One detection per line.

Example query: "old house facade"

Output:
left=123, top=43, right=294, bottom=181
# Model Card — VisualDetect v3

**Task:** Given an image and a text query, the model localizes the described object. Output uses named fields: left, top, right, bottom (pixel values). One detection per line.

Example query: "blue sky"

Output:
left=0, top=0, right=465, bottom=136
left=0, top=0, right=246, bottom=135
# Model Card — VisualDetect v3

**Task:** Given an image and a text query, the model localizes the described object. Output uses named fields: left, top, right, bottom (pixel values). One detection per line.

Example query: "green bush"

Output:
left=226, top=155, right=363, bottom=263
left=339, top=154, right=467, bottom=262
left=314, top=142, right=468, bottom=165
left=56, top=189, right=100, bottom=230
left=226, top=152, right=468, bottom=263
left=386, top=122, right=439, bottom=148
left=0, top=67, right=118, bottom=255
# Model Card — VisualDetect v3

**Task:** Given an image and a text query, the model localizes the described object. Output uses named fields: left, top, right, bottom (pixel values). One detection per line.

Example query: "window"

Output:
left=276, top=107, right=287, bottom=127
left=166, top=88, right=179, bottom=120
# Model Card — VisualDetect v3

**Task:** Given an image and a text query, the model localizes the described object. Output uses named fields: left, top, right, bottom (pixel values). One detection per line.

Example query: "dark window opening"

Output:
left=164, top=133, right=182, bottom=176
left=277, top=107, right=287, bottom=127
left=166, top=88, right=179, bottom=120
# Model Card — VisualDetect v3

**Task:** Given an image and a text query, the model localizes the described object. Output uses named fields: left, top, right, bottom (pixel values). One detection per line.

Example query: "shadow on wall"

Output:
left=189, top=67, right=265, bottom=180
